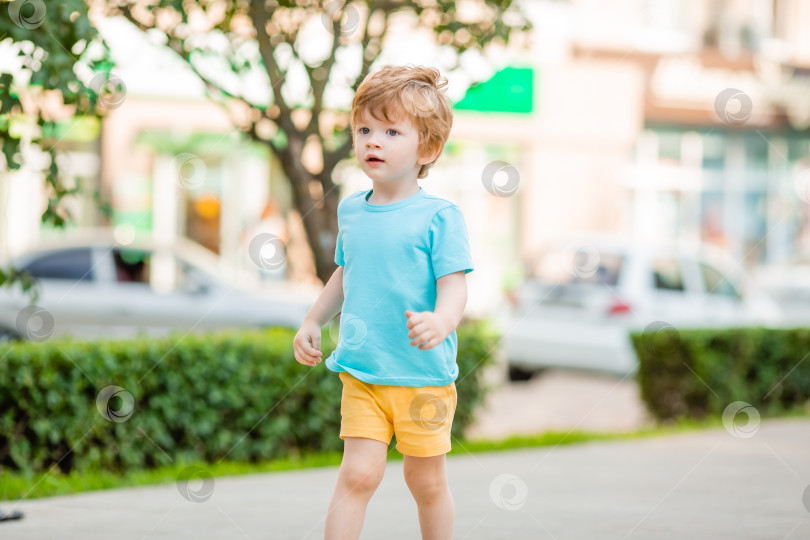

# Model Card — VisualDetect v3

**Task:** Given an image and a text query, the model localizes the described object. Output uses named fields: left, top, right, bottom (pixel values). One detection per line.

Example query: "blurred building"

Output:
left=442, top=0, right=810, bottom=315
left=515, top=0, right=810, bottom=270
left=2, top=0, right=810, bottom=319
left=386, top=0, right=810, bottom=315
left=0, top=17, right=311, bottom=287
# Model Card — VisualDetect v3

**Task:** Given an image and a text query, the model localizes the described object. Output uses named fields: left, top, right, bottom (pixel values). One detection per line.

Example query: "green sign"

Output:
left=455, top=67, right=534, bottom=114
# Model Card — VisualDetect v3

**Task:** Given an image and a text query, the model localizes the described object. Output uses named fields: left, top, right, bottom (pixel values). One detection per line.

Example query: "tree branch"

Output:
left=248, top=0, right=298, bottom=138
left=304, top=4, right=344, bottom=139
left=352, top=3, right=388, bottom=91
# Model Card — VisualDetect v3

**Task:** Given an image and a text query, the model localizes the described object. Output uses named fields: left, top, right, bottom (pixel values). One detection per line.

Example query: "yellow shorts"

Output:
left=338, top=371, right=457, bottom=457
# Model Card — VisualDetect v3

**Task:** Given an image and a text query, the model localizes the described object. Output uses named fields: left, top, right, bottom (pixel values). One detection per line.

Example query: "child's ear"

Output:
left=418, top=145, right=441, bottom=165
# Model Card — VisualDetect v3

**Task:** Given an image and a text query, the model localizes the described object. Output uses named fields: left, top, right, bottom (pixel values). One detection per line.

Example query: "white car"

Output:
left=750, top=255, right=810, bottom=324
left=502, top=237, right=782, bottom=379
left=0, top=232, right=320, bottom=342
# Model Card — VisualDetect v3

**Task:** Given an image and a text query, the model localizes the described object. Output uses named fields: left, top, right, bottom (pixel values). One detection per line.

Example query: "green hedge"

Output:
left=630, top=326, right=810, bottom=421
left=0, top=319, right=498, bottom=475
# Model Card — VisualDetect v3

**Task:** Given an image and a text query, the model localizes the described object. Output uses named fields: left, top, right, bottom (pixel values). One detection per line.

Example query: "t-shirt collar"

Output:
left=363, top=186, right=425, bottom=212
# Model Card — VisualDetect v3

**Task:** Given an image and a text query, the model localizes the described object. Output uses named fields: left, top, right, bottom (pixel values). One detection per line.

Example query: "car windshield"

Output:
left=111, top=247, right=218, bottom=294
left=23, top=248, right=95, bottom=282
left=531, top=247, right=624, bottom=286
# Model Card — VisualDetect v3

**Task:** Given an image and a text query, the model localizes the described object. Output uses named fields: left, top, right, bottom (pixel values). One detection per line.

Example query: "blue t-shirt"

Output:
left=324, top=186, right=474, bottom=387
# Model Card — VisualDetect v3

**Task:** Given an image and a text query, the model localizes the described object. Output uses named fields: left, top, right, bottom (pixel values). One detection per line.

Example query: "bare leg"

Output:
left=403, top=453, right=454, bottom=540
left=324, top=437, right=389, bottom=540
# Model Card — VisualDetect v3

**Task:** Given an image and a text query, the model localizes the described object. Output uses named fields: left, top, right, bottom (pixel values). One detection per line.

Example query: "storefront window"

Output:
left=702, top=131, right=725, bottom=170
left=743, top=131, right=769, bottom=170
left=743, top=191, right=768, bottom=264
left=639, top=126, right=810, bottom=268
left=787, top=136, right=810, bottom=162
left=787, top=135, right=810, bottom=256
left=655, top=128, right=682, bottom=165
left=700, top=191, right=725, bottom=249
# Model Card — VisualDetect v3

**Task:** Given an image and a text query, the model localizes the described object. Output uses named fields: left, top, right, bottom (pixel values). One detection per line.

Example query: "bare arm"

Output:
left=434, top=270, right=468, bottom=332
left=405, top=271, right=467, bottom=350
left=304, top=265, right=345, bottom=327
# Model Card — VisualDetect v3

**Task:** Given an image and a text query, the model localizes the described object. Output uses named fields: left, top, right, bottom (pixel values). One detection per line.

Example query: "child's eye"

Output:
left=386, top=129, right=398, bottom=136
left=359, top=127, right=369, bottom=134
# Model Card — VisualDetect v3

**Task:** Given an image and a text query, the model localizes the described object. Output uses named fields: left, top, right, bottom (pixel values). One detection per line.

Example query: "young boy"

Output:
left=293, top=64, right=474, bottom=540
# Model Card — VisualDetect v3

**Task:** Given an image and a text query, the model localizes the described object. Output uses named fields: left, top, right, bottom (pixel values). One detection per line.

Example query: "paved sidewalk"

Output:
left=2, top=418, right=809, bottom=539
left=465, top=368, right=653, bottom=438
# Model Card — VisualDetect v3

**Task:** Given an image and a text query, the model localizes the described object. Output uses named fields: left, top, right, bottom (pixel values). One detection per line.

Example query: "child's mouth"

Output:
left=367, top=156, right=384, bottom=163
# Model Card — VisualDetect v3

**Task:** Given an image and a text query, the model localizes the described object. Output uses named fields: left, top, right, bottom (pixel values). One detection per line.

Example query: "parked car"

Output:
left=502, top=236, right=782, bottom=379
left=0, top=231, right=320, bottom=342
left=751, top=255, right=810, bottom=324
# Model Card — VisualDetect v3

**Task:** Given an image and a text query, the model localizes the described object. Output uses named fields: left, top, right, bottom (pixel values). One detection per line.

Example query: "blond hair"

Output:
left=351, top=65, right=453, bottom=179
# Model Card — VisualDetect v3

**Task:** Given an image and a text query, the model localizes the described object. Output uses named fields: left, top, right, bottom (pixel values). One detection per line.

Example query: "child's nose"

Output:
left=366, top=134, right=381, bottom=148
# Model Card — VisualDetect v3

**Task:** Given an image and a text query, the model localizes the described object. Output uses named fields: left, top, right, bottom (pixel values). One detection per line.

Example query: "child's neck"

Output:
left=367, top=181, right=421, bottom=205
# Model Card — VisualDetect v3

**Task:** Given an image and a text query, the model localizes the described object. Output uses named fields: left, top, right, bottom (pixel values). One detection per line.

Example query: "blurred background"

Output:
left=2, top=0, right=810, bottom=436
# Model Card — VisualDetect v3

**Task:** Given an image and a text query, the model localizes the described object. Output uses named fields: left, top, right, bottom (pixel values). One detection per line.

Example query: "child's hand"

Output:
left=293, top=320, right=323, bottom=366
left=405, top=310, right=452, bottom=350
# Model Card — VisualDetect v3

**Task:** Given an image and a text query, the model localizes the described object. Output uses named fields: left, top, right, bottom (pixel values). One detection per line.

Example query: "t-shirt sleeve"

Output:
left=334, top=228, right=344, bottom=266
left=428, top=205, right=474, bottom=279
left=334, top=199, right=345, bottom=266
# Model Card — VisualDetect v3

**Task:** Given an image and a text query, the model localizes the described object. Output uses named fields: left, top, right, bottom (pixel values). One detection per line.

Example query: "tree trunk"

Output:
left=273, top=141, right=341, bottom=287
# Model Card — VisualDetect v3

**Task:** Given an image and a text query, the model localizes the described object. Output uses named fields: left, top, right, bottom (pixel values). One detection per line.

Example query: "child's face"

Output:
left=353, top=108, right=432, bottom=185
